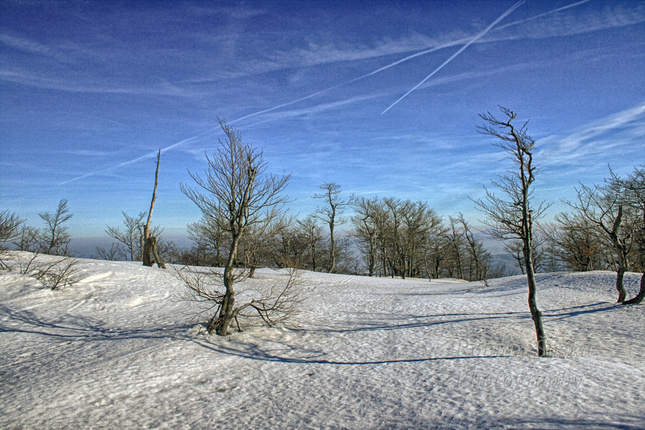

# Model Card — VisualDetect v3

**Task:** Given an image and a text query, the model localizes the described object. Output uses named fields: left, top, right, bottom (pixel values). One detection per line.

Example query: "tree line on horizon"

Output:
left=1, top=138, right=643, bottom=291
left=1, top=109, right=643, bottom=344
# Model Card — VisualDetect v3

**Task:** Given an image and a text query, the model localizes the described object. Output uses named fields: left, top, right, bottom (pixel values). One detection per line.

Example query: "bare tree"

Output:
left=623, top=166, right=645, bottom=305
left=105, top=211, right=145, bottom=261
left=446, top=216, right=466, bottom=279
left=13, top=225, right=40, bottom=252
left=94, top=243, right=122, bottom=261
left=297, top=214, right=325, bottom=272
left=549, top=213, right=605, bottom=271
left=352, top=196, right=445, bottom=279
left=456, top=213, right=492, bottom=281
left=39, top=199, right=73, bottom=255
left=313, top=182, right=354, bottom=273
left=474, top=107, right=550, bottom=357
left=352, top=197, right=380, bottom=276
left=566, top=175, right=635, bottom=303
left=0, top=210, right=24, bottom=269
left=183, top=214, right=227, bottom=267
left=180, top=119, right=291, bottom=335
left=142, top=150, right=166, bottom=268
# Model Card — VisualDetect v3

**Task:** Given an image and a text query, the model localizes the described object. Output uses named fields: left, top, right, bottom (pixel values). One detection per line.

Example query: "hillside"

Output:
left=1, top=254, right=644, bottom=429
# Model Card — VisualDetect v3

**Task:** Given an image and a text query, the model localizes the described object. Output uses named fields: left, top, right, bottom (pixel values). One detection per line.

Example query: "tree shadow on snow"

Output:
left=0, top=303, right=191, bottom=341
left=189, top=336, right=506, bottom=366
left=544, top=302, right=619, bottom=321
left=294, top=310, right=531, bottom=334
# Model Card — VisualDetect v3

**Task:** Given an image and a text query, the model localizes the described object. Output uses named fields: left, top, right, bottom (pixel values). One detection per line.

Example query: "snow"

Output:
left=1, top=253, right=644, bottom=429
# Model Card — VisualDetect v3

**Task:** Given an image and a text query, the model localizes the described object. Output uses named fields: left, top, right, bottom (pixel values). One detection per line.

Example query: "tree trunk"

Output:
left=144, top=150, right=164, bottom=268
left=615, top=266, right=627, bottom=303
left=143, top=238, right=153, bottom=267
left=151, top=237, right=166, bottom=269
left=211, top=234, right=241, bottom=336
left=525, top=241, right=547, bottom=357
left=623, top=273, right=644, bottom=305
left=329, top=221, right=336, bottom=273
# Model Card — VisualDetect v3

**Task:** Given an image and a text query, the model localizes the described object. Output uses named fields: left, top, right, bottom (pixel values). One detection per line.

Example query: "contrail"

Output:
left=60, top=0, right=590, bottom=185
left=381, top=0, right=526, bottom=115
left=58, top=128, right=218, bottom=185
left=496, top=0, right=590, bottom=32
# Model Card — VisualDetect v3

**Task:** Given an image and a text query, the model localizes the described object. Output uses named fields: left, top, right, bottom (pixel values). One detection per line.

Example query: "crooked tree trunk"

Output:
left=142, top=236, right=166, bottom=268
left=624, top=274, right=645, bottom=305
left=615, top=266, right=627, bottom=303
left=143, top=150, right=165, bottom=269
left=524, top=242, right=547, bottom=357
left=609, top=205, right=628, bottom=303
left=209, top=234, right=241, bottom=336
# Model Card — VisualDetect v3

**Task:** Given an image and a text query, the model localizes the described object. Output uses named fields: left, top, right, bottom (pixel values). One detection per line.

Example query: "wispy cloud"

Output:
left=53, top=0, right=636, bottom=186
left=494, top=1, right=645, bottom=40
left=0, top=33, right=54, bottom=57
left=539, top=101, right=645, bottom=166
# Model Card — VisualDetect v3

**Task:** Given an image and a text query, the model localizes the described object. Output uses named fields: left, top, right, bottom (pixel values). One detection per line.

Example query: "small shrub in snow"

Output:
left=8, top=252, right=81, bottom=290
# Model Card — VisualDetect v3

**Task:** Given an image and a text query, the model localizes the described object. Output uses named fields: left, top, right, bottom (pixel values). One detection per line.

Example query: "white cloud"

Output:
left=539, top=101, right=645, bottom=166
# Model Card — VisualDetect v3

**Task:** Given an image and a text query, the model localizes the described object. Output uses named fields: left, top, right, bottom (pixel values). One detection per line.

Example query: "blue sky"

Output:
left=1, top=0, right=644, bottom=240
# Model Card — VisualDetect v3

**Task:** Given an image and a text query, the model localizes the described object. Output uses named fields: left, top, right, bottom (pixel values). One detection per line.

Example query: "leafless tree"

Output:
left=13, top=225, right=40, bottom=252
left=297, top=214, right=325, bottom=272
left=565, top=174, right=635, bottom=303
left=183, top=214, right=227, bottom=267
left=180, top=119, right=291, bottom=335
left=446, top=216, right=466, bottom=279
left=0, top=210, right=24, bottom=269
left=0, top=210, right=23, bottom=244
left=352, top=197, right=380, bottom=276
left=142, top=150, right=166, bottom=268
left=175, top=266, right=303, bottom=332
left=313, top=182, right=354, bottom=273
left=102, top=211, right=164, bottom=262
left=474, top=107, right=549, bottom=357
left=39, top=199, right=73, bottom=255
left=352, top=196, right=445, bottom=278
left=622, top=166, right=645, bottom=305
left=455, top=213, right=492, bottom=281
left=94, top=243, right=122, bottom=261
left=548, top=213, right=605, bottom=271
left=33, top=257, right=82, bottom=290
left=105, top=211, right=145, bottom=261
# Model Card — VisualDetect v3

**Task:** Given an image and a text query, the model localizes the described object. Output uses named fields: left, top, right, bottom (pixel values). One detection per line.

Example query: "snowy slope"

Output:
left=1, top=253, right=644, bottom=429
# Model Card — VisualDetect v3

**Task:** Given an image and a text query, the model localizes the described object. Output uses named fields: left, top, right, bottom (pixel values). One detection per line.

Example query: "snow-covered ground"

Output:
left=1, top=253, right=644, bottom=429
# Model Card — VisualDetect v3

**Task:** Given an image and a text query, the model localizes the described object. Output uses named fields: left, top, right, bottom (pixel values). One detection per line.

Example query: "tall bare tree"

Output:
left=313, top=182, right=354, bottom=273
left=566, top=175, right=635, bottom=303
left=39, top=199, right=73, bottom=256
left=180, top=119, right=291, bottom=335
left=474, top=107, right=550, bottom=357
left=623, top=166, right=645, bottom=305
left=142, top=150, right=166, bottom=268
left=352, top=197, right=380, bottom=276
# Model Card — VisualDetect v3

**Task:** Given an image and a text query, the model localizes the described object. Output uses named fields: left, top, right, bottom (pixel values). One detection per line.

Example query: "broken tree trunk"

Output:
left=143, top=149, right=166, bottom=269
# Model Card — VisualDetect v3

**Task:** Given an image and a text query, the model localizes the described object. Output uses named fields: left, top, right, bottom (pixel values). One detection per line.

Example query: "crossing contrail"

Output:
left=381, top=0, right=526, bottom=115
left=60, top=0, right=592, bottom=185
